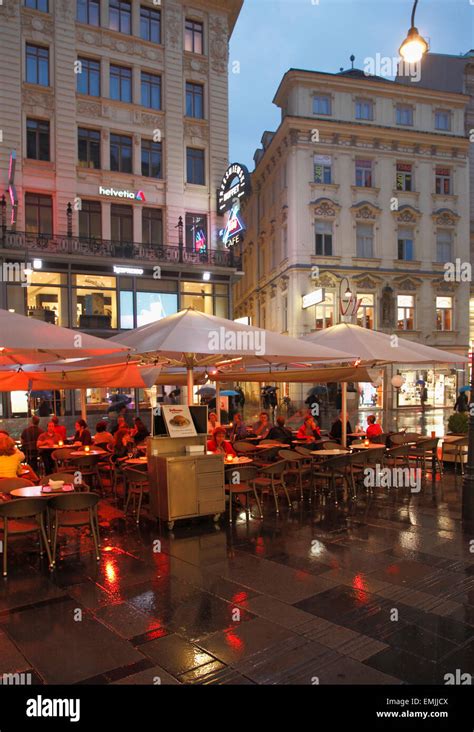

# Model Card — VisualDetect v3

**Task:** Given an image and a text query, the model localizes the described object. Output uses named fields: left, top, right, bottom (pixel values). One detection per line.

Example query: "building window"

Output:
left=315, top=291, right=334, bottom=330
left=397, top=295, right=415, bottom=330
left=111, top=204, right=133, bottom=242
left=26, top=44, right=49, bottom=86
left=72, top=274, right=117, bottom=329
left=396, top=162, right=413, bottom=191
left=396, top=105, right=413, bottom=126
left=25, top=0, right=48, bottom=11
left=140, top=5, right=161, bottom=43
left=24, top=271, right=68, bottom=326
left=185, top=19, right=204, bottom=54
left=109, top=0, right=131, bottom=34
left=141, top=139, right=162, bottom=178
left=356, top=224, right=374, bottom=258
left=78, top=127, right=101, bottom=169
left=135, top=290, right=178, bottom=326
left=435, top=166, right=452, bottom=195
left=78, top=200, right=102, bottom=239
left=185, top=213, right=207, bottom=253
left=356, top=294, right=374, bottom=329
left=141, top=72, right=161, bottom=109
left=186, top=82, right=204, bottom=118
left=355, top=99, right=374, bottom=120
left=282, top=294, right=288, bottom=332
left=397, top=228, right=414, bottom=261
left=110, top=133, right=132, bottom=173
left=435, top=110, right=451, bottom=131
left=142, top=208, right=163, bottom=246
left=314, top=154, right=332, bottom=184
left=436, top=230, right=453, bottom=263
left=355, top=158, right=373, bottom=187
left=315, top=220, right=333, bottom=256
left=313, top=95, right=331, bottom=115
left=26, top=118, right=50, bottom=161
left=436, top=296, right=453, bottom=331
left=110, top=65, right=132, bottom=102
left=186, top=148, right=205, bottom=185
left=76, top=0, right=100, bottom=25
left=25, top=193, right=52, bottom=235
left=76, top=57, right=100, bottom=96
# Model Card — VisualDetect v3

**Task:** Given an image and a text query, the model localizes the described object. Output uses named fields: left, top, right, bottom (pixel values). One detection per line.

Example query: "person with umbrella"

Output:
left=454, top=389, right=469, bottom=413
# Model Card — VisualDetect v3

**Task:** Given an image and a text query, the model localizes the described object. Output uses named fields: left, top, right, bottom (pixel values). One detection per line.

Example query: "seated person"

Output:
left=111, top=428, right=133, bottom=463
left=50, top=415, right=67, bottom=442
left=252, top=411, right=272, bottom=439
left=207, top=427, right=237, bottom=457
left=0, top=434, right=26, bottom=479
left=131, top=417, right=150, bottom=445
left=366, top=415, right=383, bottom=441
left=111, top=415, right=127, bottom=435
left=296, top=416, right=321, bottom=441
left=37, top=422, right=58, bottom=474
left=73, top=419, right=92, bottom=446
left=330, top=412, right=353, bottom=444
left=207, top=411, right=221, bottom=434
left=93, top=420, right=114, bottom=447
left=230, top=413, right=248, bottom=441
left=267, top=416, right=293, bottom=445
left=21, top=415, right=43, bottom=471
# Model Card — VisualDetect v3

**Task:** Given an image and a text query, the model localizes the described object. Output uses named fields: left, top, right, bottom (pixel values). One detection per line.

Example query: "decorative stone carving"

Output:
left=57, top=0, right=73, bottom=19
left=289, top=129, right=299, bottom=146
left=312, top=198, right=340, bottom=218
left=184, top=55, right=209, bottom=75
left=279, top=276, right=289, bottom=291
left=209, top=15, right=228, bottom=73
left=432, top=278, right=456, bottom=293
left=184, top=122, right=209, bottom=140
left=393, top=205, right=420, bottom=223
left=270, top=285, right=277, bottom=299
left=76, top=28, right=164, bottom=64
left=133, top=133, right=141, bottom=145
left=351, top=202, right=380, bottom=220
left=380, top=285, right=396, bottom=328
left=77, top=100, right=102, bottom=117
left=166, top=6, right=181, bottom=49
left=4, top=2, right=19, bottom=19
left=315, top=272, right=338, bottom=288
left=281, top=205, right=288, bottom=223
left=353, top=274, right=380, bottom=290
left=102, top=129, right=109, bottom=140
left=393, top=276, right=421, bottom=291
left=23, top=88, right=54, bottom=110
left=432, top=209, right=458, bottom=226
left=22, top=13, right=54, bottom=37
left=141, top=113, right=163, bottom=129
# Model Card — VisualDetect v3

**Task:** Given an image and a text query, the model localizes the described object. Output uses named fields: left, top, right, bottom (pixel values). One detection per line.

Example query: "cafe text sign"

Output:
left=98, top=185, right=146, bottom=201
left=217, top=163, right=251, bottom=215
left=302, top=288, right=325, bottom=309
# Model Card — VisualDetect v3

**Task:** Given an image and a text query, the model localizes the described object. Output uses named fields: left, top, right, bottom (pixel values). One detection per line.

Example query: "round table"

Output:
left=124, top=457, right=148, bottom=465
left=351, top=443, right=385, bottom=450
left=347, top=433, right=367, bottom=438
left=253, top=442, right=287, bottom=450
left=224, top=456, right=253, bottom=466
left=69, top=449, right=104, bottom=457
left=10, top=484, right=76, bottom=498
left=311, top=449, right=349, bottom=457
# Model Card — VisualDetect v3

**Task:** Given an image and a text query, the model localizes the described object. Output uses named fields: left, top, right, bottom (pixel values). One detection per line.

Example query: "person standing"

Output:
left=454, top=390, right=469, bottom=413
left=21, top=415, right=43, bottom=471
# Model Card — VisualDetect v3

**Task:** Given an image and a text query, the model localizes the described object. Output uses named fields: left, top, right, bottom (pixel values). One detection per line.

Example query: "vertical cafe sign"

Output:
left=217, top=163, right=251, bottom=248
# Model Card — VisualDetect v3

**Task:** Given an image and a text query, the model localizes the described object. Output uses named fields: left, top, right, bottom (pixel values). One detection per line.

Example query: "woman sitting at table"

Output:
left=73, top=419, right=92, bottom=446
left=110, top=427, right=133, bottom=463
left=93, top=420, right=114, bottom=447
left=131, top=417, right=150, bottom=445
left=296, top=416, right=321, bottom=449
left=366, top=415, right=383, bottom=440
left=207, top=427, right=237, bottom=457
left=252, top=411, right=272, bottom=439
left=0, top=434, right=27, bottom=479
left=207, top=411, right=221, bottom=434
left=230, top=413, right=248, bottom=442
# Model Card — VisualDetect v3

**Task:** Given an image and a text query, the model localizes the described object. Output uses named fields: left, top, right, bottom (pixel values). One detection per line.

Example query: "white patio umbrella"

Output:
left=111, top=308, right=356, bottom=405
left=305, top=323, right=468, bottom=445
left=0, top=309, right=130, bottom=365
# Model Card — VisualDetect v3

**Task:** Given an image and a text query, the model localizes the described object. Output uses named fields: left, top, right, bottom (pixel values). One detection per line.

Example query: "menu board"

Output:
left=162, top=405, right=198, bottom=439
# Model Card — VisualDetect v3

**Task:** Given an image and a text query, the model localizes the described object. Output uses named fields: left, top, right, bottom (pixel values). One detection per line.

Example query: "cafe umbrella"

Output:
left=110, top=308, right=356, bottom=405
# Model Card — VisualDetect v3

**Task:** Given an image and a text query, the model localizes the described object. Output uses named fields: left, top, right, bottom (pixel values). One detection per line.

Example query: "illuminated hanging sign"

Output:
left=219, top=199, right=246, bottom=248
left=113, top=266, right=144, bottom=275
left=217, top=163, right=251, bottom=214
left=302, top=288, right=325, bottom=309
left=99, top=186, right=146, bottom=201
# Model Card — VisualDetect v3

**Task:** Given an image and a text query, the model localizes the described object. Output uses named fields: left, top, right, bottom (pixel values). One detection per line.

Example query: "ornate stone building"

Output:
left=0, top=0, right=242, bottom=417
left=233, top=66, right=470, bottom=410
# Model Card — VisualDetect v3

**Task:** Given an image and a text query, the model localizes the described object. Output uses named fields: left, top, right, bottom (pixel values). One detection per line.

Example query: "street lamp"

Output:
left=399, top=0, right=428, bottom=64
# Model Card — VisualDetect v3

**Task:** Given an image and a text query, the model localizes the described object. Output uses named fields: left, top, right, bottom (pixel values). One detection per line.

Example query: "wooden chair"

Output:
left=51, top=448, right=74, bottom=472
left=408, top=437, right=442, bottom=479
left=443, top=436, right=468, bottom=476
left=224, top=465, right=262, bottom=523
left=278, top=449, right=312, bottom=501
left=48, top=492, right=101, bottom=565
left=233, top=441, right=257, bottom=454
left=122, top=467, right=149, bottom=524
left=253, top=460, right=291, bottom=515
left=0, top=477, right=34, bottom=495
left=0, top=498, right=53, bottom=576
left=312, top=453, right=353, bottom=504
left=67, top=454, right=104, bottom=493
left=44, top=472, right=88, bottom=491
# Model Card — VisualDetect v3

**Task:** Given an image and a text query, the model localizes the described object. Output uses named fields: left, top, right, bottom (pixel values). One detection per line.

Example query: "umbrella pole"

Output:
left=216, top=382, right=221, bottom=424
left=187, top=367, right=194, bottom=406
left=80, top=389, right=87, bottom=421
left=341, top=381, right=348, bottom=448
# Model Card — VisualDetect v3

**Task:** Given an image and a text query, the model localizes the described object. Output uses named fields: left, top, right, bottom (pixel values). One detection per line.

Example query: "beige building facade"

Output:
left=234, top=67, right=470, bottom=411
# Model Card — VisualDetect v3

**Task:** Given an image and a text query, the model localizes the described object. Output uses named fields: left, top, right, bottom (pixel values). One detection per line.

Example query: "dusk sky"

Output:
left=229, top=0, right=473, bottom=169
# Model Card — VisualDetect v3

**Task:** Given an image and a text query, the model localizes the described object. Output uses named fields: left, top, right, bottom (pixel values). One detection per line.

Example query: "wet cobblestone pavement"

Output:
left=1, top=468, right=473, bottom=686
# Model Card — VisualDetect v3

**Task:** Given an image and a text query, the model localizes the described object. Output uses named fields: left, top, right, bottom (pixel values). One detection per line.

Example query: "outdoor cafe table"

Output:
left=253, top=441, right=288, bottom=449
left=223, top=456, right=253, bottom=465
left=10, top=484, right=76, bottom=498
left=124, top=456, right=148, bottom=466
left=351, top=443, right=386, bottom=450
left=69, top=449, right=105, bottom=457
left=310, top=449, right=349, bottom=457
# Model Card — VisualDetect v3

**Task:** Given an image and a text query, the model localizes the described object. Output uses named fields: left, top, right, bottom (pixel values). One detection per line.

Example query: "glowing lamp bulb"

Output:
left=84, top=445, right=90, bottom=453
left=399, top=27, right=428, bottom=63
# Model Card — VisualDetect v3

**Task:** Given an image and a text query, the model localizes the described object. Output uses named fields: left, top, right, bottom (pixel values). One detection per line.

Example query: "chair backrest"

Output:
left=389, top=433, right=406, bottom=445
left=122, top=467, right=149, bottom=484
left=233, top=441, right=256, bottom=454
left=404, top=432, right=424, bottom=442
left=48, top=492, right=99, bottom=511
left=225, top=465, right=259, bottom=484
left=415, top=437, right=438, bottom=451
left=278, top=449, right=303, bottom=463
left=324, top=441, right=343, bottom=450
left=320, top=453, right=352, bottom=471
left=0, top=477, right=34, bottom=494
left=452, top=436, right=469, bottom=447
left=258, top=459, right=288, bottom=477
left=44, top=472, right=76, bottom=483
left=385, top=444, right=411, bottom=458
left=0, top=497, right=48, bottom=519
left=52, top=448, right=74, bottom=462
left=68, top=454, right=103, bottom=468
left=363, top=446, right=386, bottom=465
left=295, top=446, right=313, bottom=457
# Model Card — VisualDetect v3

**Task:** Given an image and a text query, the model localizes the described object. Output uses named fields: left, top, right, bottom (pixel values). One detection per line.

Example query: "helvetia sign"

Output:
left=98, top=186, right=146, bottom=201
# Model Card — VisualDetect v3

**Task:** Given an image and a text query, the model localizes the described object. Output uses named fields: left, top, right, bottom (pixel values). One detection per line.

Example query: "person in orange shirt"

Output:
left=207, top=427, right=237, bottom=457
left=50, top=415, right=67, bottom=442
left=366, top=415, right=383, bottom=440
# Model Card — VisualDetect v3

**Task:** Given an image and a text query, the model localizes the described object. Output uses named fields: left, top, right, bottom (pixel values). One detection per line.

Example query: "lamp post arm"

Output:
left=411, top=0, right=419, bottom=27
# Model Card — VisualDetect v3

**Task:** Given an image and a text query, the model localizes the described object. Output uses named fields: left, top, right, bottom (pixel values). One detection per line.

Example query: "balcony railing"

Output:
left=0, top=231, right=241, bottom=269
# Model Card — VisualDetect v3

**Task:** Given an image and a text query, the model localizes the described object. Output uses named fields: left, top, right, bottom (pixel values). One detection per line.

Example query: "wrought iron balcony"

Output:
left=0, top=230, right=241, bottom=269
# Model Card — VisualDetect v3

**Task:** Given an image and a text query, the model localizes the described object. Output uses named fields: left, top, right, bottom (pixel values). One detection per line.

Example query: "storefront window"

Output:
left=397, top=295, right=414, bottom=330
left=397, top=368, right=457, bottom=408
left=436, top=296, right=453, bottom=331
left=7, top=271, right=68, bottom=326
left=356, top=293, right=374, bottom=329
left=120, top=290, right=134, bottom=329
left=136, top=292, right=178, bottom=326
left=71, top=274, right=117, bottom=329
left=315, top=291, right=334, bottom=330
